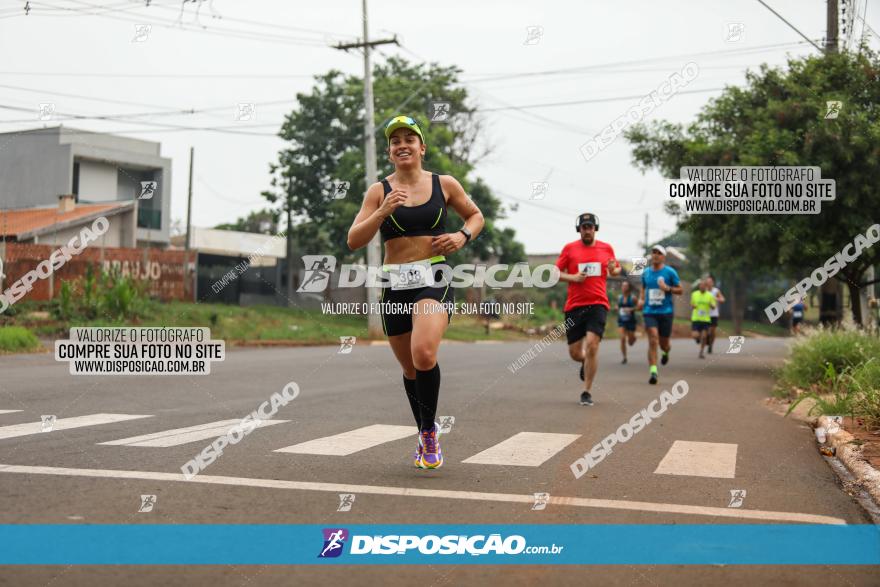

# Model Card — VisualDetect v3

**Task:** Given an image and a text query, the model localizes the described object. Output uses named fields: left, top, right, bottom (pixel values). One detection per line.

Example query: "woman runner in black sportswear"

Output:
left=347, top=115, right=484, bottom=469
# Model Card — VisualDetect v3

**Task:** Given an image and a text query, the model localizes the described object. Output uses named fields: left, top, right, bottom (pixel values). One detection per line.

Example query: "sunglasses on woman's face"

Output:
left=387, top=116, right=419, bottom=128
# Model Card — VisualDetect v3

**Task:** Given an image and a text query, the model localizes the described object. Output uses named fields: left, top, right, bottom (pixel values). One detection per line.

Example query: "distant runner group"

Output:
left=556, top=213, right=725, bottom=405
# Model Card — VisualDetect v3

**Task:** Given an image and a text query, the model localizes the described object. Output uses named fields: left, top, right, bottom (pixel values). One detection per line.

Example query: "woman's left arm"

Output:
left=431, top=175, right=485, bottom=256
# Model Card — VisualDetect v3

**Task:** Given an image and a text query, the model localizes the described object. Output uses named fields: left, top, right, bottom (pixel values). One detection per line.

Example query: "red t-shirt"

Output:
left=555, top=239, right=616, bottom=312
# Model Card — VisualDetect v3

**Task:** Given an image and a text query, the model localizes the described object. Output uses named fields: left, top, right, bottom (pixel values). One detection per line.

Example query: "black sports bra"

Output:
left=379, top=173, right=448, bottom=242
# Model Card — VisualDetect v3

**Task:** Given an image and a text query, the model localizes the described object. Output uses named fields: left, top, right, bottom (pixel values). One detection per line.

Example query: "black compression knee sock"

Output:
left=415, top=363, right=440, bottom=433
left=403, top=376, right=420, bottom=429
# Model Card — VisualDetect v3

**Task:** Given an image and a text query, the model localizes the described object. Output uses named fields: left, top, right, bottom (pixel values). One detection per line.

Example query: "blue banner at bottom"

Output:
left=1, top=525, right=878, bottom=565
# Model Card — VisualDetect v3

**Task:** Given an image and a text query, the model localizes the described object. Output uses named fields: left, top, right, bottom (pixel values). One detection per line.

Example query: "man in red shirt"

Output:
left=555, top=213, right=621, bottom=406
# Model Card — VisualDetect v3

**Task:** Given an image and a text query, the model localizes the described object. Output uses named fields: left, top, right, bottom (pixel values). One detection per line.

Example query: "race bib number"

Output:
left=648, top=288, right=665, bottom=305
left=391, top=261, right=433, bottom=290
left=578, top=262, right=602, bottom=277
left=793, top=310, right=803, bottom=319
left=619, top=308, right=632, bottom=319
left=697, top=309, right=708, bottom=318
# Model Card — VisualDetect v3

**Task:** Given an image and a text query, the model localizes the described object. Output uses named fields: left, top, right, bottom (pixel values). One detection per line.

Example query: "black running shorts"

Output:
left=565, top=304, right=608, bottom=344
left=379, top=263, right=454, bottom=337
left=644, top=313, right=674, bottom=338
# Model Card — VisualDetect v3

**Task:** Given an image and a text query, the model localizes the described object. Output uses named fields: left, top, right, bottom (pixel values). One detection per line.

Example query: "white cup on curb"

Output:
left=815, top=427, right=827, bottom=443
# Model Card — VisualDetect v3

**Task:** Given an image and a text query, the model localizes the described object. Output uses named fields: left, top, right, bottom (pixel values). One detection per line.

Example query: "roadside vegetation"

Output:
left=1, top=268, right=787, bottom=348
left=0, top=326, right=41, bottom=354
left=775, top=324, right=880, bottom=431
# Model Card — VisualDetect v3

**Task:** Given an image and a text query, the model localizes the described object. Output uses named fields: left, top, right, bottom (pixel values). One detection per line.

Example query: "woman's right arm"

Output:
left=347, top=182, right=405, bottom=251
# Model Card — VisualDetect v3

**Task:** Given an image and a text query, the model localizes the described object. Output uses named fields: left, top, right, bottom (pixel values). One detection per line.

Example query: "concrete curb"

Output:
left=818, top=415, right=880, bottom=508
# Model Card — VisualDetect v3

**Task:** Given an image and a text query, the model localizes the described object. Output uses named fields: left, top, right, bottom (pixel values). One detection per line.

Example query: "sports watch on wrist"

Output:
left=459, top=227, right=472, bottom=243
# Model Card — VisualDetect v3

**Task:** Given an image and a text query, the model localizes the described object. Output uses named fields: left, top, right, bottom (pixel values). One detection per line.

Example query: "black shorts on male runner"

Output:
left=379, top=263, right=454, bottom=337
left=691, top=321, right=709, bottom=332
left=644, top=313, right=674, bottom=338
left=710, top=316, right=719, bottom=327
left=565, top=304, right=608, bottom=344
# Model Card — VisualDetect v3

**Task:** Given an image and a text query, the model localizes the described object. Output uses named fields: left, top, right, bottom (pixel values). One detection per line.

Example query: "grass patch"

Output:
left=775, top=325, right=880, bottom=430
left=0, top=326, right=42, bottom=353
left=9, top=300, right=535, bottom=345
left=142, top=302, right=370, bottom=344
left=775, top=328, right=880, bottom=392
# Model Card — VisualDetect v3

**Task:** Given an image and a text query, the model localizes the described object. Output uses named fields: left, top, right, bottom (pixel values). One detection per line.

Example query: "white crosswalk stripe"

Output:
left=98, top=419, right=289, bottom=447
left=654, top=440, right=738, bottom=478
left=274, top=424, right=416, bottom=456
left=461, top=432, right=581, bottom=467
left=0, top=413, right=740, bottom=481
left=0, top=414, right=152, bottom=441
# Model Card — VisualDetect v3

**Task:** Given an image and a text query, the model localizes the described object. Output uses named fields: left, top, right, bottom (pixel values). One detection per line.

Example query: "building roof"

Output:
left=0, top=201, right=134, bottom=240
left=170, top=227, right=286, bottom=261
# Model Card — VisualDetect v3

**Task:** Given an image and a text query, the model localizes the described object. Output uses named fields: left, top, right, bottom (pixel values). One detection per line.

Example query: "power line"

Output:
left=754, top=0, right=824, bottom=52
left=469, top=86, right=594, bottom=136
left=0, top=71, right=319, bottom=79
left=493, top=189, right=646, bottom=231
left=11, top=0, right=338, bottom=47
left=143, top=0, right=352, bottom=38
left=0, top=82, right=192, bottom=111
left=461, top=41, right=816, bottom=83
left=0, top=83, right=299, bottom=125
left=0, top=104, right=281, bottom=136
left=475, top=87, right=725, bottom=113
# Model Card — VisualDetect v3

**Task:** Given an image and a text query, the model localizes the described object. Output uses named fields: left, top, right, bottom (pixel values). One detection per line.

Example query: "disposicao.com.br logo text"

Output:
left=318, top=529, right=563, bottom=558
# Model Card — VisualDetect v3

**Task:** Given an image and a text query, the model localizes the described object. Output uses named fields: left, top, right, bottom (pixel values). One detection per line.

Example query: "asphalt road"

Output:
left=0, top=336, right=877, bottom=586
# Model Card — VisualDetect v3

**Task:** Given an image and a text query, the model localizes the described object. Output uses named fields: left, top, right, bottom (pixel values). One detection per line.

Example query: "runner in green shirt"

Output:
left=691, top=278, right=717, bottom=359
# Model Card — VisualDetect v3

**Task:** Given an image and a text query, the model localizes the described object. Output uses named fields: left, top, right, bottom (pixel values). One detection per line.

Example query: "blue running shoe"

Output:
left=419, top=423, right=443, bottom=469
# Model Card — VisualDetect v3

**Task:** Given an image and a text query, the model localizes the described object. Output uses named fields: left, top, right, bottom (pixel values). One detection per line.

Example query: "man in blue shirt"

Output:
left=637, top=245, right=683, bottom=385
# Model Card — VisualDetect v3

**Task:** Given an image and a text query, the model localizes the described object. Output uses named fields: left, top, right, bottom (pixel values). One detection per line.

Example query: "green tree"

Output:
left=626, top=47, right=880, bottom=326
left=262, top=56, right=523, bottom=265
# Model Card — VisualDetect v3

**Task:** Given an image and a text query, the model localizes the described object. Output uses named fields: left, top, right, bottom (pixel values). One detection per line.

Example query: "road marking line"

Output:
left=0, top=414, right=152, bottom=441
left=98, top=419, right=289, bottom=447
left=0, top=464, right=845, bottom=525
left=462, top=432, right=581, bottom=467
left=274, top=424, right=415, bottom=456
left=654, top=440, right=738, bottom=478
left=0, top=410, right=22, bottom=415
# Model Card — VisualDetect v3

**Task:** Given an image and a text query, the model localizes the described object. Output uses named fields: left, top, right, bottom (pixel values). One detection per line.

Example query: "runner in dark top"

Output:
left=348, top=115, right=484, bottom=469
left=617, top=280, right=638, bottom=364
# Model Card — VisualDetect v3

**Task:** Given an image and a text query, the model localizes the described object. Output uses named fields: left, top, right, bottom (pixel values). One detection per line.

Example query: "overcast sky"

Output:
left=1, top=0, right=877, bottom=257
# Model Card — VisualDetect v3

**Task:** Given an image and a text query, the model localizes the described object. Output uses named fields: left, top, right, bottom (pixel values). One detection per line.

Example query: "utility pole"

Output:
left=184, top=146, right=194, bottom=301
left=286, top=185, right=294, bottom=303
left=334, top=0, right=398, bottom=338
left=643, top=213, right=648, bottom=254
left=826, top=0, right=839, bottom=53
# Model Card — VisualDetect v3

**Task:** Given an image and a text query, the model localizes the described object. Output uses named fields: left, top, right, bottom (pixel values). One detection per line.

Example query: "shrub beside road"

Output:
left=776, top=327, right=880, bottom=429
left=0, top=326, right=41, bottom=354
left=775, top=326, right=880, bottom=503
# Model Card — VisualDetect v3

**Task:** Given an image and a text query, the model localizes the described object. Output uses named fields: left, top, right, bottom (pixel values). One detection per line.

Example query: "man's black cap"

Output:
left=576, top=212, right=599, bottom=230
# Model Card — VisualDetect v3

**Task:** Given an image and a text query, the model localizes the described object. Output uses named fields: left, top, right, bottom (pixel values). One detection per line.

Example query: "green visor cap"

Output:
left=384, top=115, right=425, bottom=144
